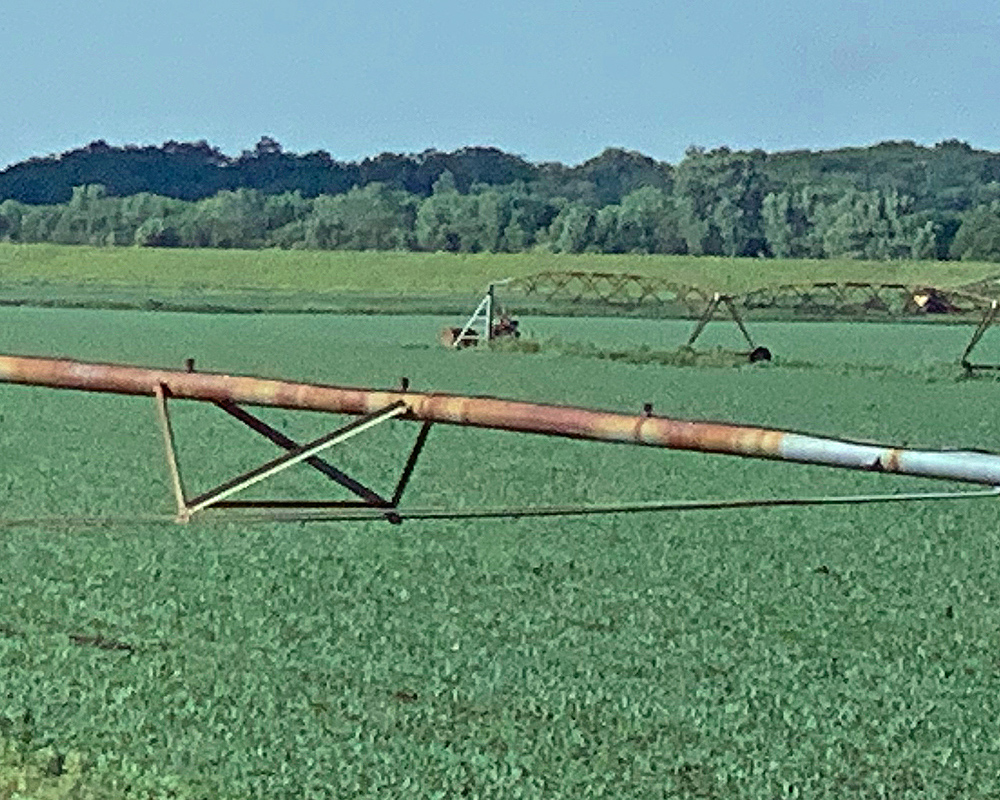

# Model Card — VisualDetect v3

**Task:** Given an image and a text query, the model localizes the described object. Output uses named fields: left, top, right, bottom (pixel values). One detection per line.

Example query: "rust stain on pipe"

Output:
left=0, top=353, right=998, bottom=487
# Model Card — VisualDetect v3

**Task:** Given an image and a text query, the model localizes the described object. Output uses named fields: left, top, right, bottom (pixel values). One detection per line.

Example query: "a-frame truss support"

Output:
left=961, top=300, right=1000, bottom=374
left=686, top=293, right=771, bottom=362
left=153, top=390, right=431, bottom=523
left=450, top=279, right=513, bottom=347
left=451, top=284, right=496, bottom=347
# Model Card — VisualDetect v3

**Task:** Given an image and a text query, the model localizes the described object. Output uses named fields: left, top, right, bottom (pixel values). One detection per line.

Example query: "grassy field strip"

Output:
left=1, top=243, right=998, bottom=297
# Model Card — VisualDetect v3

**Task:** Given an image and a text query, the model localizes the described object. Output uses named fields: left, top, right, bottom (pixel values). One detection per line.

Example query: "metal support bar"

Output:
left=153, top=384, right=187, bottom=518
left=452, top=295, right=491, bottom=348
left=484, top=283, right=495, bottom=342
left=7, top=352, right=1000, bottom=488
left=213, top=400, right=391, bottom=506
left=391, top=421, right=433, bottom=506
left=961, top=300, right=1000, bottom=372
left=452, top=280, right=510, bottom=347
left=686, top=293, right=721, bottom=346
left=722, top=296, right=756, bottom=349
left=185, top=401, right=407, bottom=515
left=213, top=486, right=1000, bottom=524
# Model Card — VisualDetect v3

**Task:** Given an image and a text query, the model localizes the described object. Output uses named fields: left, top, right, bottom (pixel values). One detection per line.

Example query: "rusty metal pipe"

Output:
left=0, top=353, right=998, bottom=486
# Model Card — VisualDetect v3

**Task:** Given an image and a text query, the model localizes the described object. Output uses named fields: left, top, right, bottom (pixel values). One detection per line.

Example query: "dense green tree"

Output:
left=495, top=187, right=557, bottom=251
left=545, top=203, right=597, bottom=253
left=813, top=189, right=925, bottom=260
left=673, top=147, right=768, bottom=256
left=133, top=217, right=180, bottom=247
left=591, top=187, right=686, bottom=254
left=414, top=173, right=523, bottom=252
left=50, top=184, right=122, bottom=245
left=414, top=172, right=466, bottom=252
left=16, top=206, right=57, bottom=242
left=179, top=189, right=270, bottom=248
left=761, top=188, right=828, bottom=258
left=950, top=203, right=1000, bottom=261
left=12, top=137, right=1000, bottom=262
left=621, top=187, right=686, bottom=253
left=300, top=184, right=415, bottom=250
left=0, top=200, right=20, bottom=239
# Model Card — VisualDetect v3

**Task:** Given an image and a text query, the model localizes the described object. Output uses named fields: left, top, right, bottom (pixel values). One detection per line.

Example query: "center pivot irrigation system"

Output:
left=0, top=353, right=997, bottom=525
left=444, top=272, right=1000, bottom=369
left=444, top=282, right=769, bottom=361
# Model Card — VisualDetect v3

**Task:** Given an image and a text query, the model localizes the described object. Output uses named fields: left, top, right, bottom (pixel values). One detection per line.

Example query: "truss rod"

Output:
left=392, top=420, right=432, bottom=506
left=185, top=402, right=406, bottom=514
left=194, top=486, right=1000, bottom=523
left=214, top=400, right=391, bottom=506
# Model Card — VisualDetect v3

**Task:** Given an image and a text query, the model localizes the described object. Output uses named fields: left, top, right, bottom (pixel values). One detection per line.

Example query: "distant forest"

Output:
left=4, top=136, right=1000, bottom=261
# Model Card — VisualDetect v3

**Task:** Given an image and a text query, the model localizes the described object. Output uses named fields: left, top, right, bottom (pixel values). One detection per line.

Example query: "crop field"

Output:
left=1, top=243, right=998, bottom=314
left=3, top=306, right=1000, bottom=798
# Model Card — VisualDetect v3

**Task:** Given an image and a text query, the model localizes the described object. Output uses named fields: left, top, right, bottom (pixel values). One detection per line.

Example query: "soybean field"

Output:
left=2, top=307, right=1000, bottom=798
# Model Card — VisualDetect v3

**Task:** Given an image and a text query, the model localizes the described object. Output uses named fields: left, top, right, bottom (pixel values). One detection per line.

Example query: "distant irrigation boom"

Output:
left=507, top=271, right=998, bottom=318
left=0, top=352, right=997, bottom=522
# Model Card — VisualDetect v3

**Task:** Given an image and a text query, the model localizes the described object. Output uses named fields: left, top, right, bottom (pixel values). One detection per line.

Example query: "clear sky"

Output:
left=3, top=0, right=999, bottom=170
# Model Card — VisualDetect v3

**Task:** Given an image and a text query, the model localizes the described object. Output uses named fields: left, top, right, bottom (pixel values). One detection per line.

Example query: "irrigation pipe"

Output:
left=1, top=353, right=1000, bottom=486
left=0, top=354, right=999, bottom=524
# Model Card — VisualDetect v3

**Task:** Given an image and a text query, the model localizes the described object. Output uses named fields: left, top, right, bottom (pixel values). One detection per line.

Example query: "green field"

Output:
left=1, top=244, right=998, bottom=315
left=2, top=306, right=1000, bottom=798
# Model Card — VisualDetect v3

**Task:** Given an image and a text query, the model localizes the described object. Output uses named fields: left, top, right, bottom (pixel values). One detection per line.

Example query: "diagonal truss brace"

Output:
left=213, top=399, right=392, bottom=507
left=961, top=300, right=1000, bottom=374
left=153, top=387, right=430, bottom=522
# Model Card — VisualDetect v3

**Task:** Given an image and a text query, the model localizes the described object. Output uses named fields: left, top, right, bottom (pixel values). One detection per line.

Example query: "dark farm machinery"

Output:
left=0, top=351, right=997, bottom=525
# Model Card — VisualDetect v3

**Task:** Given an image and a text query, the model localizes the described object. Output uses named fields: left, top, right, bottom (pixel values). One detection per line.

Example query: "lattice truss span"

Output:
left=507, top=271, right=999, bottom=318
left=510, top=272, right=709, bottom=315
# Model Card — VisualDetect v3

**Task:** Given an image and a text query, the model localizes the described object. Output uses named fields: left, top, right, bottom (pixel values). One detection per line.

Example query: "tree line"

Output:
left=3, top=137, right=1000, bottom=260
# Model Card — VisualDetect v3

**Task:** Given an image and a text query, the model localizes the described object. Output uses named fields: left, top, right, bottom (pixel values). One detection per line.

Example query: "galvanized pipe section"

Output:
left=0, top=353, right=998, bottom=486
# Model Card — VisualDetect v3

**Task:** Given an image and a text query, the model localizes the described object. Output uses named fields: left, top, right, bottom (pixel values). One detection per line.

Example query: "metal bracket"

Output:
left=154, top=393, right=431, bottom=523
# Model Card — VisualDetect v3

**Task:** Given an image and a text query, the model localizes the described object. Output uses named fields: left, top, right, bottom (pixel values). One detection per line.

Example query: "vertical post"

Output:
left=153, top=384, right=188, bottom=521
left=485, top=283, right=495, bottom=342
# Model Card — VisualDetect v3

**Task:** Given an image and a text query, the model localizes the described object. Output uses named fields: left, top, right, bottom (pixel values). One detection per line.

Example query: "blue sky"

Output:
left=3, top=0, right=999, bottom=170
